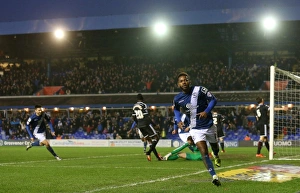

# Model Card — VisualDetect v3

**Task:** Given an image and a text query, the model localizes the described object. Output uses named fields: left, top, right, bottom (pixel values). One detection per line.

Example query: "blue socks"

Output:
left=204, top=155, right=216, bottom=176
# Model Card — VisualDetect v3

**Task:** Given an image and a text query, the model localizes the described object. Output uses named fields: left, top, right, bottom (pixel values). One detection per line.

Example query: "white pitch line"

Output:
left=3, top=164, right=193, bottom=170
left=1, top=153, right=271, bottom=193
left=0, top=154, right=141, bottom=166
left=80, top=159, right=270, bottom=193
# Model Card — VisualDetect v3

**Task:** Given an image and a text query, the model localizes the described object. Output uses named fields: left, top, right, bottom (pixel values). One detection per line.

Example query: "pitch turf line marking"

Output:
left=1, top=158, right=204, bottom=171
left=0, top=154, right=141, bottom=166
left=2, top=164, right=196, bottom=170
left=79, top=160, right=270, bottom=193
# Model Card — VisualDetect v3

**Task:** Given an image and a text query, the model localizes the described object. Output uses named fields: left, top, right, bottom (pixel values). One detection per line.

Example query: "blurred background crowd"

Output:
left=0, top=48, right=299, bottom=142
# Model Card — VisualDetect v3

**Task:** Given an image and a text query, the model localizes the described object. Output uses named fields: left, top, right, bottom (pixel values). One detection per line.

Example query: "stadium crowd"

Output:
left=0, top=55, right=298, bottom=141
left=0, top=55, right=297, bottom=96
left=0, top=101, right=298, bottom=142
left=0, top=104, right=263, bottom=141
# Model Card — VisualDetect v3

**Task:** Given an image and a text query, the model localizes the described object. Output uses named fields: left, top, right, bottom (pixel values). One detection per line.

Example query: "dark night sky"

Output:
left=0, top=0, right=300, bottom=35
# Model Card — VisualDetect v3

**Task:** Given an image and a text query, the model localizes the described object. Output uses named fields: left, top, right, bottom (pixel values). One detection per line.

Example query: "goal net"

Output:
left=269, top=66, right=300, bottom=160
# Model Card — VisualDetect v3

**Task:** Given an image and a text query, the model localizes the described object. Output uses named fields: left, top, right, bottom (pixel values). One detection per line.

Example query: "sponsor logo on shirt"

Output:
left=186, top=103, right=198, bottom=112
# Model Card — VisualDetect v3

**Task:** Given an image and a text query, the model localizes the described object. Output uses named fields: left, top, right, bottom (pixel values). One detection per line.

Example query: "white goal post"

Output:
left=269, top=66, right=300, bottom=160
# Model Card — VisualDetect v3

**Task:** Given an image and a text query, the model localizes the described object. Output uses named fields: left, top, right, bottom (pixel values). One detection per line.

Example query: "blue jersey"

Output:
left=26, top=112, right=54, bottom=139
left=173, top=86, right=217, bottom=130
left=174, top=113, right=190, bottom=133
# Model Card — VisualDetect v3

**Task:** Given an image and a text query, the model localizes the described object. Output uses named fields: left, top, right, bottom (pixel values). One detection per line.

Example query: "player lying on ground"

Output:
left=163, top=136, right=202, bottom=161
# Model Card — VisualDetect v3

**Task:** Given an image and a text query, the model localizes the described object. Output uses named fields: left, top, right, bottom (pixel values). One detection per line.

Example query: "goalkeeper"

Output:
left=163, top=136, right=202, bottom=161
left=163, top=111, right=202, bottom=161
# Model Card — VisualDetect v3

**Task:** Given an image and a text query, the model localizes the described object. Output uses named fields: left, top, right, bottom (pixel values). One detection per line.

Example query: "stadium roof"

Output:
left=1, top=1, right=300, bottom=59
left=1, top=0, right=300, bottom=35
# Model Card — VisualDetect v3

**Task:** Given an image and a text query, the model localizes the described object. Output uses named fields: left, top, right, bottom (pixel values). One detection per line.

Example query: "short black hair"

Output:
left=35, top=104, right=42, bottom=109
left=137, top=93, right=144, bottom=101
left=177, top=72, right=189, bottom=80
left=256, top=97, right=263, bottom=104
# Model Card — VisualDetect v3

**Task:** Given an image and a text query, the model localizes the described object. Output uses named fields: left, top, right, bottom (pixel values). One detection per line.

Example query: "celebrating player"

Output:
left=173, top=72, right=221, bottom=186
left=25, top=104, right=62, bottom=160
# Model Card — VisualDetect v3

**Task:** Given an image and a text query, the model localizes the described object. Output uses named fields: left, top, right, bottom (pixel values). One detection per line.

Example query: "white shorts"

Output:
left=178, top=132, right=191, bottom=143
left=33, top=132, right=46, bottom=142
left=189, top=125, right=218, bottom=144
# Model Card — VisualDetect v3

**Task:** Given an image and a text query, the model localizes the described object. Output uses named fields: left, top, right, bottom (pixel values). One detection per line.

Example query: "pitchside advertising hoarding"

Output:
left=0, top=140, right=32, bottom=146
left=239, top=140, right=300, bottom=147
left=0, top=139, right=299, bottom=147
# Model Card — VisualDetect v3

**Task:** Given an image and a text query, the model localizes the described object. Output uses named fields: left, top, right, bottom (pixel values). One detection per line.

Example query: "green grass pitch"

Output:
left=1, top=146, right=299, bottom=193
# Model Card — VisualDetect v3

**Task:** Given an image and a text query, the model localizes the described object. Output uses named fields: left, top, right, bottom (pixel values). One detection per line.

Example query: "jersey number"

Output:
left=213, top=117, right=218, bottom=125
left=134, top=110, right=144, bottom=119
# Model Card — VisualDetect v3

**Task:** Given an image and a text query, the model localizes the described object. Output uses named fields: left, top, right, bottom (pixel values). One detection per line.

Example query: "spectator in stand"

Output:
left=97, top=121, right=103, bottom=134
left=56, top=134, right=62, bottom=140
left=116, top=133, right=122, bottom=139
left=84, top=124, right=93, bottom=135
left=244, top=134, right=251, bottom=141
left=145, top=78, right=153, bottom=92
left=65, top=89, right=71, bottom=95
left=1, top=57, right=296, bottom=96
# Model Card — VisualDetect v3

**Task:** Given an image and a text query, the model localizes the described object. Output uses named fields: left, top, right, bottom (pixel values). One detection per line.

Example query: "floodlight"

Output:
left=262, top=17, right=277, bottom=31
left=154, top=22, right=167, bottom=36
left=54, top=29, right=65, bottom=39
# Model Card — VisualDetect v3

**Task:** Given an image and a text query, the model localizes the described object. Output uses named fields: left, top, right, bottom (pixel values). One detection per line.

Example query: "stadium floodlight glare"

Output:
left=54, top=29, right=65, bottom=39
left=153, top=22, right=167, bottom=36
left=262, top=17, right=277, bottom=31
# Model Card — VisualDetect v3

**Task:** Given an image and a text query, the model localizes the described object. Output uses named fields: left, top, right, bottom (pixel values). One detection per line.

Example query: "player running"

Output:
left=132, top=94, right=163, bottom=161
left=128, top=121, right=148, bottom=153
left=25, top=104, right=62, bottom=160
left=173, top=72, right=221, bottom=186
